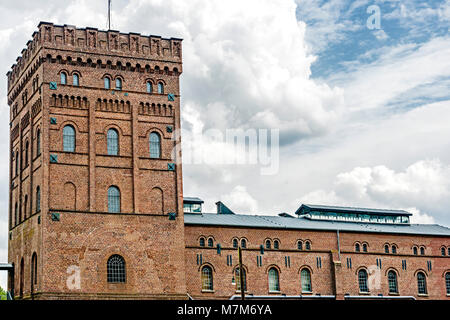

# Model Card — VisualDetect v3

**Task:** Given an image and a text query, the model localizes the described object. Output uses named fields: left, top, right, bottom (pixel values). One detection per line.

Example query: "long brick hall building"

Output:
left=5, top=22, right=450, bottom=300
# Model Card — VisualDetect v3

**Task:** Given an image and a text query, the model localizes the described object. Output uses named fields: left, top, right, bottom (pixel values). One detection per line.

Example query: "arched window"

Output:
left=362, top=243, right=368, bottom=252
left=384, top=244, right=389, bottom=253
left=442, top=247, right=446, bottom=256
left=445, top=272, right=450, bottom=295
left=268, top=268, right=280, bottom=292
left=388, top=270, right=398, bottom=293
left=297, top=241, right=303, bottom=250
left=420, top=247, right=425, bottom=256
left=14, top=202, right=18, bottom=226
left=448, top=248, right=450, bottom=256
left=146, top=81, right=153, bottom=93
left=199, top=237, right=205, bottom=247
left=265, top=239, right=271, bottom=249
left=31, top=252, right=37, bottom=291
left=232, top=239, right=238, bottom=248
left=413, top=247, right=418, bottom=255
left=19, top=199, right=22, bottom=223
left=60, top=72, right=67, bottom=85
left=157, top=82, right=164, bottom=94
left=207, top=238, right=213, bottom=247
left=15, top=150, right=19, bottom=176
left=107, top=255, right=126, bottom=283
left=104, top=77, right=111, bottom=89
left=63, top=125, right=76, bottom=152
left=392, top=245, right=397, bottom=254
left=301, top=269, right=312, bottom=292
left=107, top=129, right=119, bottom=155
left=241, top=239, right=247, bottom=249
left=20, top=258, right=24, bottom=297
left=358, top=269, right=369, bottom=293
left=36, top=129, right=41, bottom=156
left=355, top=243, right=360, bottom=252
left=149, top=132, right=161, bottom=158
left=108, top=186, right=120, bottom=213
left=23, top=195, right=28, bottom=219
left=305, top=241, right=311, bottom=250
left=417, top=272, right=427, bottom=294
left=73, top=74, right=79, bottom=86
left=235, top=267, right=247, bottom=292
left=273, top=240, right=279, bottom=250
left=115, top=78, right=122, bottom=90
left=36, top=186, right=40, bottom=212
left=201, top=266, right=213, bottom=291
left=25, top=141, right=29, bottom=166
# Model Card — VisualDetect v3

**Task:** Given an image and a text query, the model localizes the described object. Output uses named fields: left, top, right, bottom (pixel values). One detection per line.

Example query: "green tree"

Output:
left=0, top=286, right=6, bottom=300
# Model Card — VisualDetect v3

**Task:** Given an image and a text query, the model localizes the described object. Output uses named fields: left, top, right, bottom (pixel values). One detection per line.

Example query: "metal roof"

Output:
left=183, top=197, right=204, bottom=204
left=0, top=263, right=13, bottom=270
left=296, top=204, right=412, bottom=216
left=184, top=213, right=450, bottom=236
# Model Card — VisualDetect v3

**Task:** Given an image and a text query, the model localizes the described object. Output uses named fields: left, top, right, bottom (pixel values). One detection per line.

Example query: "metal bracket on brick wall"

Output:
left=50, top=117, right=57, bottom=124
left=49, top=82, right=57, bottom=90
left=50, top=154, right=58, bottom=163
left=51, top=212, right=60, bottom=221
left=168, top=93, right=175, bottom=101
left=168, top=212, right=176, bottom=220
left=168, top=163, right=175, bottom=171
left=166, top=125, right=173, bottom=133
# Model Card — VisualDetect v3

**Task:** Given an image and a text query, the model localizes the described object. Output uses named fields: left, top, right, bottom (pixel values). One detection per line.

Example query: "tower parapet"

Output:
left=7, top=21, right=182, bottom=93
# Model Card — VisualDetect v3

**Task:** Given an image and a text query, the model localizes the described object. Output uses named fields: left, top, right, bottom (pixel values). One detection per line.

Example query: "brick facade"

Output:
left=6, top=22, right=450, bottom=300
left=184, top=224, right=450, bottom=299
left=7, top=22, right=186, bottom=299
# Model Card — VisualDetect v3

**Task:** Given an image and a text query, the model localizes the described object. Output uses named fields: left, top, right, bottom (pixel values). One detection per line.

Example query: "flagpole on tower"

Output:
left=107, top=0, right=111, bottom=30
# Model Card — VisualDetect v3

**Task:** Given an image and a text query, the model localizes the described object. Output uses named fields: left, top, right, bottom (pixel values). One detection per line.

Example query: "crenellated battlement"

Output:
left=7, top=22, right=183, bottom=92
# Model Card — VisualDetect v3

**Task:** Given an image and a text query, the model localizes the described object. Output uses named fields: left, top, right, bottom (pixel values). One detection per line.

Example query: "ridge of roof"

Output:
left=184, top=213, right=450, bottom=236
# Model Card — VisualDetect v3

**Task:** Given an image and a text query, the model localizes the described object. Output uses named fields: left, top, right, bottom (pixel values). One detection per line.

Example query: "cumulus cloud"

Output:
left=114, top=0, right=344, bottom=145
left=220, top=185, right=258, bottom=214
left=297, top=159, right=450, bottom=224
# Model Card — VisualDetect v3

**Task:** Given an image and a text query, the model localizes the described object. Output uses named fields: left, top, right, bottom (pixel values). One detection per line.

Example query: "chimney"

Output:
left=215, top=201, right=235, bottom=215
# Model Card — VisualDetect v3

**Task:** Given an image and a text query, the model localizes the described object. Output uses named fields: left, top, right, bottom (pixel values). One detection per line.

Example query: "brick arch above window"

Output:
left=197, top=262, right=216, bottom=273
left=144, top=127, right=167, bottom=140
left=297, top=265, right=314, bottom=275
left=70, top=70, right=82, bottom=77
left=103, top=123, right=125, bottom=137
left=413, top=269, right=428, bottom=277
left=384, top=267, right=400, bottom=277
left=232, top=264, right=249, bottom=275
left=441, top=269, right=450, bottom=277
left=57, top=68, right=70, bottom=75
left=264, top=264, right=281, bottom=274
left=57, top=119, right=81, bottom=133
left=354, top=266, right=370, bottom=275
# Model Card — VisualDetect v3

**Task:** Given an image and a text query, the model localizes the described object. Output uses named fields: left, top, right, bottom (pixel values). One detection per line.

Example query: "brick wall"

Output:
left=184, top=224, right=450, bottom=300
left=8, top=22, right=186, bottom=299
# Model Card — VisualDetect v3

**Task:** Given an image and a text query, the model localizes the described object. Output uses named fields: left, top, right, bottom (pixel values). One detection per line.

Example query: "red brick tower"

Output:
left=7, top=22, right=186, bottom=299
